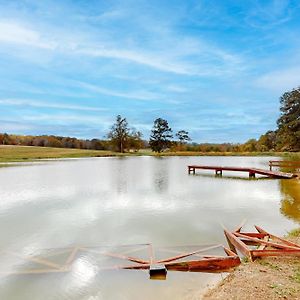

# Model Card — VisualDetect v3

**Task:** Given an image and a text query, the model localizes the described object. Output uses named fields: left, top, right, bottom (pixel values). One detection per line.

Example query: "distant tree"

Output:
left=149, top=118, right=173, bottom=153
left=107, top=115, right=130, bottom=153
left=276, top=87, right=300, bottom=151
left=257, top=131, right=276, bottom=151
left=240, top=139, right=258, bottom=152
left=127, top=130, right=143, bottom=152
left=176, top=130, right=191, bottom=144
left=2, top=133, right=10, bottom=145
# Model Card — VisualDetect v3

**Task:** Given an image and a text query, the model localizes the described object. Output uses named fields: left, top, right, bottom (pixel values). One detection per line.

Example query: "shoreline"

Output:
left=1, top=145, right=299, bottom=164
left=202, top=231, right=300, bottom=300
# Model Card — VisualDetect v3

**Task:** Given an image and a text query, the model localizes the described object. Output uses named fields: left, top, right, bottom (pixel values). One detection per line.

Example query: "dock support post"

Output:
left=249, top=172, right=255, bottom=178
left=188, top=167, right=195, bottom=175
left=215, top=170, right=222, bottom=176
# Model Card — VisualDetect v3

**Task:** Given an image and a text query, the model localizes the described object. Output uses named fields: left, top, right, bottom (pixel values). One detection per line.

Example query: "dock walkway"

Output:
left=188, top=165, right=295, bottom=179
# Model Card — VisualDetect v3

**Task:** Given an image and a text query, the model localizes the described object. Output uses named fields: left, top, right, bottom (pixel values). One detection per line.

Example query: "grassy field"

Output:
left=0, top=145, right=299, bottom=163
left=0, top=145, right=122, bottom=162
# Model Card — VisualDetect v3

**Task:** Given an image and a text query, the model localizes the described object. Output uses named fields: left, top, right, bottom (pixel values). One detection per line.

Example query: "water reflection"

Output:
left=280, top=179, right=300, bottom=223
left=0, top=156, right=298, bottom=300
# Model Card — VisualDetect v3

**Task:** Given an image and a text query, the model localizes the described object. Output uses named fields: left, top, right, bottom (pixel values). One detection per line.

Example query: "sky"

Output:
left=0, top=0, right=300, bottom=143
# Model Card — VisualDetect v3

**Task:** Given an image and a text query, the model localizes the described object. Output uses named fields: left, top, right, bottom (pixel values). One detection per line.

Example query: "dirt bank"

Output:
left=202, top=232, right=300, bottom=300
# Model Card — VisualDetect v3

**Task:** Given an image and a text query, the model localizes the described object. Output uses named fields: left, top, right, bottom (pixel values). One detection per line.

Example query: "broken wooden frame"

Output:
left=0, top=243, right=240, bottom=279
left=224, top=225, right=300, bottom=262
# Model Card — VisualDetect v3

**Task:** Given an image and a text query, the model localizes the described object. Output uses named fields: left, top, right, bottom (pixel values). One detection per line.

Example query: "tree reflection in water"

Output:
left=280, top=179, right=300, bottom=223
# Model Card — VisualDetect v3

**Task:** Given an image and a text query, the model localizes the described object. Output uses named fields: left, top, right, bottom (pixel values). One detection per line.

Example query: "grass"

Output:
left=1, top=145, right=300, bottom=163
left=0, top=145, right=122, bottom=162
left=290, top=269, right=300, bottom=284
left=287, top=228, right=300, bottom=238
left=258, top=260, right=282, bottom=271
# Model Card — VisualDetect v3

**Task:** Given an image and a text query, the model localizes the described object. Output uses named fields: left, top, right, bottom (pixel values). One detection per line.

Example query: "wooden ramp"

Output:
left=188, top=165, right=295, bottom=179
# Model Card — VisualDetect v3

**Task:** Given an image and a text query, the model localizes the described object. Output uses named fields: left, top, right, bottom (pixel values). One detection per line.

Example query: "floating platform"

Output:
left=188, top=165, right=295, bottom=179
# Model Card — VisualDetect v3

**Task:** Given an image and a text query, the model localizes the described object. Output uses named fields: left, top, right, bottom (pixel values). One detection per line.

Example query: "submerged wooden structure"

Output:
left=269, top=160, right=300, bottom=170
left=224, top=225, right=300, bottom=262
left=188, top=165, right=295, bottom=179
left=0, top=243, right=240, bottom=279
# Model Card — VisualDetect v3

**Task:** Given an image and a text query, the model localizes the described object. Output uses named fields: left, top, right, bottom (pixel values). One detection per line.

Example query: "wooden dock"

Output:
left=188, top=165, right=295, bottom=179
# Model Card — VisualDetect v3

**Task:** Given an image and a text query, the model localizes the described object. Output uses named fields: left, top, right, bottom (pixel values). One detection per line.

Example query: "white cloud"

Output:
left=74, top=81, right=161, bottom=101
left=255, top=67, right=300, bottom=92
left=0, top=20, right=56, bottom=49
left=0, top=18, right=243, bottom=77
left=0, top=98, right=105, bottom=112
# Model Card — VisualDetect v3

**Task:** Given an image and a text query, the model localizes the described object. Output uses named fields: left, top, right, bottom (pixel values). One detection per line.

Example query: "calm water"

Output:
left=0, top=156, right=299, bottom=299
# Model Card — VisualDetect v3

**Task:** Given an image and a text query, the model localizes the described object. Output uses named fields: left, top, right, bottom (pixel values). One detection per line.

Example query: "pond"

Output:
left=0, top=156, right=299, bottom=299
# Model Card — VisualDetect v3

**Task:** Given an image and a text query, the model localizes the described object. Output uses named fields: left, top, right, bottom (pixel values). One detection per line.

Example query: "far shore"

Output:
left=0, top=145, right=299, bottom=163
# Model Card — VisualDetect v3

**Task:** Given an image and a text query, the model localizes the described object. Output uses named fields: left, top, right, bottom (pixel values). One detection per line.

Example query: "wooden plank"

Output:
left=258, top=236, right=269, bottom=250
left=255, top=226, right=300, bottom=248
left=64, top=247, right=79, bottom=266
left=252, top=249, right=300, bottom=258
left=156, top=244, right=222, bottom=264
left=2, top=250, right=62, bottom=270
left=118, top=256, right=240, bottom=272
left=234, top=232, right=300, bottom=251
left=224, top=230, right=252, bottom=260
left=80, top=247, right=149, bottom=264
left=0, top=268, right=70, bottom=275
left=234, top=219, right=247, bottom=233
left=166, top=256, right=240, bottom=272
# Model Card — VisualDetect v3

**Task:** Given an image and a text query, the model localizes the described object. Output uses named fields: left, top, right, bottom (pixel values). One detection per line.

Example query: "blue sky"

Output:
left=0, top=0, right=300, bottom=142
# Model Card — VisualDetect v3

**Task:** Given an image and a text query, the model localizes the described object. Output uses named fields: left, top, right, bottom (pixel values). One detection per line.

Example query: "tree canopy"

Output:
left=176, top=130, right=191, bottom=144
left=149, top=118, right=173, bottom=153
left=276, top=87, right=300, bottom=151
left=107, top=115, right=130, bottom=153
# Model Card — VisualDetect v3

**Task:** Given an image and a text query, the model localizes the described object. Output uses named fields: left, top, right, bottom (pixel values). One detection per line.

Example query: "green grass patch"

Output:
left=0, top=145, right=123, bottom=162
left=258, top=260, right=282, bottom=271
left=287, top=228, right=300, bottom=238
left=290, top=269, right=300, bottom=284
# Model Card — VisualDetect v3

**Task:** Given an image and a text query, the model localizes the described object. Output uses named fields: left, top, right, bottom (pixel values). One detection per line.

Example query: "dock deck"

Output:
left=188, top=165, right=295, bottom=179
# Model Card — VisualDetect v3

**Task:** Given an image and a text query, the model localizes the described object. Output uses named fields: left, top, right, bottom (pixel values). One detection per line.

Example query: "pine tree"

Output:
left=149, top=118, right=173, bottom=153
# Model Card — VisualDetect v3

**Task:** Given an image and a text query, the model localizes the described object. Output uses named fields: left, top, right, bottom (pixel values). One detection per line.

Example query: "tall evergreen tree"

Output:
left=276, top=87, right=300, bottom=151
left=149, top=118, right=173, bottom=153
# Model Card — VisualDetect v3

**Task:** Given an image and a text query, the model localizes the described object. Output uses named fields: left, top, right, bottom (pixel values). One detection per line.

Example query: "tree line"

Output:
left=240, top=86, right=300, bottom=152
left=0, top=86, right=299, bottom=152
